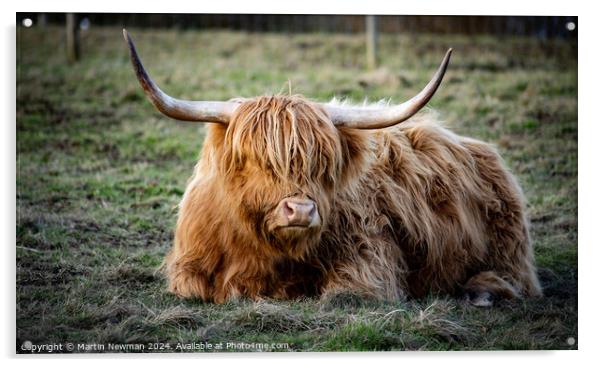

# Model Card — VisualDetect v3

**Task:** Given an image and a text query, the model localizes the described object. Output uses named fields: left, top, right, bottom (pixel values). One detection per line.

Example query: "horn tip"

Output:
left=443, top=48, right=453, bottom=65
left=123, top=29, right=132, bottom=44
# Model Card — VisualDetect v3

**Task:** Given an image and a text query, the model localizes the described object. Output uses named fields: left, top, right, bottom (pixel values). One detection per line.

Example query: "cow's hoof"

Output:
left=465, top=291, right=494, bottom=307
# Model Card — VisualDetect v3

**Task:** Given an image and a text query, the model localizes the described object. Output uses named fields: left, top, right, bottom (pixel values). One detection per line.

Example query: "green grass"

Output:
left=16, top=26, right=577, bottom=352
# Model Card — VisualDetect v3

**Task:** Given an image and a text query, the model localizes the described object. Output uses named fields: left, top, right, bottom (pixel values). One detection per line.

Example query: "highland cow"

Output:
left=124, top=30, right=541, bottom=306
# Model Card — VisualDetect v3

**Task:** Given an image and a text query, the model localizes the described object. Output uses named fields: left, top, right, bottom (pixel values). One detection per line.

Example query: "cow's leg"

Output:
left=463, top=229, right=542, bottom=307
left=320, top=279, right=406, bottom=303
left=479, top=214, right=542, bottom=301
left=463, top=233, right=542, bottom=307
left=462, top=271, right=520, bottom=307
left=167, top=268, right=211, bottom=300
left=483, top=207, right=542, bottom=300
left=162, top=252, right=214, bottom=301
left=319, top=240, right=408, bottom=302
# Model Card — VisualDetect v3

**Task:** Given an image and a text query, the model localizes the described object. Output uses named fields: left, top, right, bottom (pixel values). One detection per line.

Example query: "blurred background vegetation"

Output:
left=17, top=13, right=577, bottom=37
left=16, top=14, right=577, bottom=352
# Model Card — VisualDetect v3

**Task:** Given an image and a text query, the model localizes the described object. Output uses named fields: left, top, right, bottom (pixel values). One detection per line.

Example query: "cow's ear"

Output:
left=202, top=123, right=231, bottom=167
left=337, top=127, right=369, bottom=181
left=204, top=123, right=229, bottom=146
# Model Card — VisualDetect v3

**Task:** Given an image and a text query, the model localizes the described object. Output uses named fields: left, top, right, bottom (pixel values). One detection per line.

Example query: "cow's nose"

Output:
left=281, top=198, right=318, bottom=227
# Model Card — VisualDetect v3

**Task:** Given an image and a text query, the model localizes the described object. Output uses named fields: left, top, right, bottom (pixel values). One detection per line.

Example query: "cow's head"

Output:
left=123, top=30, right=451, bottom=257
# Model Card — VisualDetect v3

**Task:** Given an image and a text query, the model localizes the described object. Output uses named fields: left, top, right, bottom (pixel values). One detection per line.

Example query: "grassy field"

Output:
left=16, top=26, right=577, bottom=352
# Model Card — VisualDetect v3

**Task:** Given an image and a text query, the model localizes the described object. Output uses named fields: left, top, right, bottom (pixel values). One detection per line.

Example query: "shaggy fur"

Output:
left=163, top=95, right=542, bottom=304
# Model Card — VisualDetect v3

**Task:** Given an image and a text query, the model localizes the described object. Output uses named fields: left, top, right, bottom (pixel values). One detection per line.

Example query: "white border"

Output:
left=3, top=0, right=596, bottom=365
left=7, top=0, right=580, bottom=16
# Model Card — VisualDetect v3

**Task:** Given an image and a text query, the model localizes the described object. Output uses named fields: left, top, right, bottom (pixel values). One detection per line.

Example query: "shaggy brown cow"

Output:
left=124, top=30, right=541, bottom=306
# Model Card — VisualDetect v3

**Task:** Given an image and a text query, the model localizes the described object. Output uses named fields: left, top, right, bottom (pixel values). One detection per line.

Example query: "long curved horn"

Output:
left=123, top=29, right=238, bottom=123
left=325, top=48, right=452, bottom=129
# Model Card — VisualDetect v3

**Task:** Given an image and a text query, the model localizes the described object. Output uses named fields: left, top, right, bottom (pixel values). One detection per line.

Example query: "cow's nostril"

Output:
left=283, top=202, right=295, bottom=218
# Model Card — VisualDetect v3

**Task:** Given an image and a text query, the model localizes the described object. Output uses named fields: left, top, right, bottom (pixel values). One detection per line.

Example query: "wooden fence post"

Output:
left=66, top=13, right=80, bottom=63
left=366, top=15, right=379, bottom=70
left=38, top=14, right=47, bottom=27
